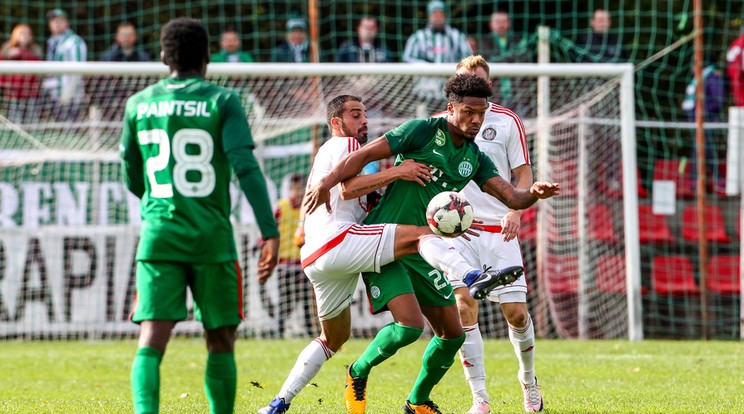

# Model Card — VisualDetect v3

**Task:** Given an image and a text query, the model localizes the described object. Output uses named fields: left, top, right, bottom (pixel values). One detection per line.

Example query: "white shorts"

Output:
left=447, top=230, right=527, bottom=303
left=302, top=224, right=397, bottom=320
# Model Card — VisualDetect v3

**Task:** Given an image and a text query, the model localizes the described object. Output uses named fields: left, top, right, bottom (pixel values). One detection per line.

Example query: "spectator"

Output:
left=727, top=28, right=744, bottom=107
left=0, top=23, right=42, bottom=123
left=273, top=173, right=317, bottom=338
left=575, top=9, right=625, bottom=62
left=43, top=9, right=87, bottom=121
left=336, top=17, right=391, bottom=63
left=402, top=0, right=473, bottom=115
left=271, top=18, right=309, bottom=63
left=99, top=22, right=150, bottom=62
left=467, top=36, right=478, bottom=55
left=211, top=30, right=255, bottom=63
left=682, top=56, right=725, bottom=191
left=479, top=11, right=530, bottom=115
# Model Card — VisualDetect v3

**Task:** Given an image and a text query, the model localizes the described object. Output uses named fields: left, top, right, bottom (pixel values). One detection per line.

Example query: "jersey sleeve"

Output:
left=119, top=99, right=145, bottom=198
left=221, top=92, right=255, bottom=153
left=504, top=113, right=531, bottom=169
left=384, top=119, right=436, bottom=155
left=221, top=91, right=279, bottom=239
left=472, top=149, right=500, bottom=187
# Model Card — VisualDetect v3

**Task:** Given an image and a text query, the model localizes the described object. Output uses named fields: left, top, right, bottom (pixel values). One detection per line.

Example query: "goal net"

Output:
left=0, top=62, right=638, bottom=339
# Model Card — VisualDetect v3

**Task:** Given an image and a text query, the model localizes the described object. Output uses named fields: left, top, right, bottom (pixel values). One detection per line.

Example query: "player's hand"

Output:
left=500, top=211, right=521, bottom=242
left=460, top=219, right=483, bottom=241
left=293, top=226, right=305, bottom=248
left=257, top=236, right=280, bottom=284
left=395, top=159, right=432, bottom=186
left=303, top=183, right=332, bottom=215
left=530, top=182, right=560, bottom=199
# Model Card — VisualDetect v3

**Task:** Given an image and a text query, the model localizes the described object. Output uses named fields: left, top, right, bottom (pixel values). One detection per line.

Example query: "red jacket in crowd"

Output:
left=0, top=48, right=41, bottom=100
left=727, top=34, right=744, bottom=107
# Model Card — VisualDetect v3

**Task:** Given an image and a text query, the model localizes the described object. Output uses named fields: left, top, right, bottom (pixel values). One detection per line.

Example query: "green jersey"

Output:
left=120, top=77, right=267, bottom=262
left=365, top=117, right=499, bottom=226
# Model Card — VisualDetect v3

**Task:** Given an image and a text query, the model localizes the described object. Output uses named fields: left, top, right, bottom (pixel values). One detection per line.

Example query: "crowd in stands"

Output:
left=0, top=2, right=743, bottom=125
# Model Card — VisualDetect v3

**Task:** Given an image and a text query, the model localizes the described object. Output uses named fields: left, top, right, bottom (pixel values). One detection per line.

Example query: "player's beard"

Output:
left=342, top=121, right=368, bottom=144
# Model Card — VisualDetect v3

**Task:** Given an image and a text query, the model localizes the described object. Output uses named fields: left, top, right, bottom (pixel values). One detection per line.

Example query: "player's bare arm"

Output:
left=481, top=176, right=560, bottom=210
left=304, top=136, right=393, bottom=214
left=501, top=164, right=533, bottom=242
left=340, top=158, right=432, bottom=200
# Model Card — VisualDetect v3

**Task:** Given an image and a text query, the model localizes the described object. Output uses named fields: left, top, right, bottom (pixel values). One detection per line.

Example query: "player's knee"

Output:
left=505, top=309, right=530, bottom=328
left=205, top=326, right=237, bottom=353
left=455, top=289, right=479, bottom=324
left=394, top=322, right=424, bottom=346
left=322, top=331, right=350, bottom=352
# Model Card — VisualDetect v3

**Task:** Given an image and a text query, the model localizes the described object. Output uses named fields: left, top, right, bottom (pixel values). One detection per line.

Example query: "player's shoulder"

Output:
left=486, top=102, right=523, bottom=123
left=318, top=136, right=360, bottom=155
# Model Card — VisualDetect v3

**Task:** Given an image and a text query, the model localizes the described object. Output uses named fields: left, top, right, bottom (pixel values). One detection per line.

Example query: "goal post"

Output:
left=0, top=61, right=639, bottom=340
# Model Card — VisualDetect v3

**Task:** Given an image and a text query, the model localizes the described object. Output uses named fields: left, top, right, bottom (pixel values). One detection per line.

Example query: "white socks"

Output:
left=278, top=337, right=335, bottom=403
left=458, top=323, right=488, bottom=402
left=418, top=235, right=475, bottom=279
left=509, top=315, right=536, bottom=385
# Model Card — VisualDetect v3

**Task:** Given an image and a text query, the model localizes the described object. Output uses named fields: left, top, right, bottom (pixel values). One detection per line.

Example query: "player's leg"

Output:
left=501, top=299, right=543, bottom=412
left=130, top=261, right=188, bottom=414
left=346, top=262, right=424, bottom=414
left=260, top=260, right=360, bottom=414
left=486, top=235, right=542, bottom=412
left=393, top=256, right=464, bottom=412
left=192, top=261, right=244, bottom=414
left=446, top=236, right=490, bottom=412
left=454, top=288, right=490, bottom=414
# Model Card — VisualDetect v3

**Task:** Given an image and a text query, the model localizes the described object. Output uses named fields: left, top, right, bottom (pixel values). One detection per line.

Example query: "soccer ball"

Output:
left=425, top=191, right=474, bottom=237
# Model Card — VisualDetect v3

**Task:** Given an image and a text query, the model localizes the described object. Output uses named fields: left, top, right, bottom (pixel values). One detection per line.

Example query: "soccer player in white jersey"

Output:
left=258, top=94, right=515, bottom=414
left=445, top=56, right=544, bottom=413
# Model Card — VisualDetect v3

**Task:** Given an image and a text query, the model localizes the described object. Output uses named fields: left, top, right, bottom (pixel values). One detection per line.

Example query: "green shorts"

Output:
left=362, top=253, right=455, bottom=314
left=131, top=260, right=243, bottom=330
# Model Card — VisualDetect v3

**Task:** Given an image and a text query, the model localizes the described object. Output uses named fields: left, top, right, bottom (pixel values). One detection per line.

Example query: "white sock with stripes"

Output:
left=459, top=323, right=489, bottom=403
left=509, top=315, right=536, bottom=385
left=278, top=338, right=335, bottom=403
left=418, top=235, right=476, bottom=279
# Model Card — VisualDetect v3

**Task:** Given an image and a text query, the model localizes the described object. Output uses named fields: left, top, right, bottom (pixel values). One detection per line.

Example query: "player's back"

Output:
left=124, top=77, right=241, bottom=263
left=461, top=102, right=530, bottom=225
left=302, top=136, right=366, bottom=257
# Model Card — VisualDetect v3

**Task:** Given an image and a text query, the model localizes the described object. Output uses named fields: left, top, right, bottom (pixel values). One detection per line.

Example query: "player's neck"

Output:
left=445, top=119, right=466, bottom=148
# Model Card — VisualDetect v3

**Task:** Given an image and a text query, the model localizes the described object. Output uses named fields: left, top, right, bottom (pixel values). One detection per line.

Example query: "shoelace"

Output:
left=525, top=383, right=541, bottom=405
left=422, top=401, right=442, bottom=414
left=351, top=376, right=367, bottom=401
left=482, top=264, right=493, bottom=273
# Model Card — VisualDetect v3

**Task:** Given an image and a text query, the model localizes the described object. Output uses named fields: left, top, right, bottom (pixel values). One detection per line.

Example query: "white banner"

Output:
left=0, top=226, right=391, bottom=338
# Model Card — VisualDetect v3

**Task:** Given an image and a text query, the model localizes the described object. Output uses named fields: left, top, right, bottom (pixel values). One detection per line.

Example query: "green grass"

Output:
left=0, top=338, right=742, bottom=413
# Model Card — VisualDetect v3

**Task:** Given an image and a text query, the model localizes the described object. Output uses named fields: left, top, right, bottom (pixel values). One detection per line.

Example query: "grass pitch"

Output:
left=0, top=338, right=742, bottom=413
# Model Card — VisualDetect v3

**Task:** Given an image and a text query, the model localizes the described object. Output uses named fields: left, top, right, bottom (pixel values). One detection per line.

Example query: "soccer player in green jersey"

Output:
left=304, top=74, right=559, bottom=414
left=120, top=18, right=280, bottom=414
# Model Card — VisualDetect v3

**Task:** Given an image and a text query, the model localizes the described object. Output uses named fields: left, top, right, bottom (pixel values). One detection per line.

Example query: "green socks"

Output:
left=350, top=322, right=423, bottom=378
left=205, top=352, right=237, bottom=414
left=131, top=346, right=163, bottom=414
left=408, top=334, right=466, bottom=405
left=131, top=348, right=236, bottom=414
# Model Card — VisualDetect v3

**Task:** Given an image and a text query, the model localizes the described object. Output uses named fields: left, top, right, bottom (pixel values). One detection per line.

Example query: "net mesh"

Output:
left=0, top=66, right=637, bottom=339
left=1, top=0, right=744, bottom=340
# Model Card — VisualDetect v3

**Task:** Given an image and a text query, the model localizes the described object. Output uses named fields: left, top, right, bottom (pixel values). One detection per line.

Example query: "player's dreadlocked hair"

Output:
left=444, top=74, right=492, bottom=103
left=326, top=94, right=362, bottom=133
left=160, top=18, right=209, bottom=72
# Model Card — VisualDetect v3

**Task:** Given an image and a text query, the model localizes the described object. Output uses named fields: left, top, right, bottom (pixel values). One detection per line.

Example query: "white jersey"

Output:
left=462, top=102, right=529, bottom=225
left=301, top=136, right=367, bottom=263
left=433, top=103, right=529, bottom=224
